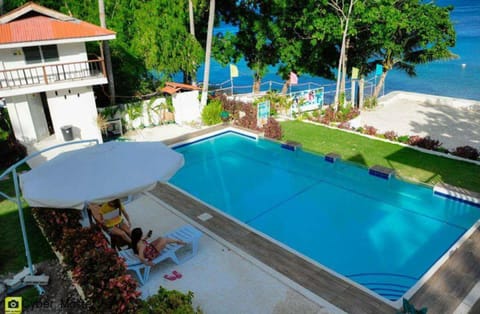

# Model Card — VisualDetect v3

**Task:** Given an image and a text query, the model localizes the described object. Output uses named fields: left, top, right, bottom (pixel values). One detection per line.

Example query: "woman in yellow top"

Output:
left=96, top=199, right=132, bottom=243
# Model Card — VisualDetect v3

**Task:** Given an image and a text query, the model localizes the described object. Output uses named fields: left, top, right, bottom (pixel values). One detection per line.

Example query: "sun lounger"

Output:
left=119, top=224, right=202, bottom=285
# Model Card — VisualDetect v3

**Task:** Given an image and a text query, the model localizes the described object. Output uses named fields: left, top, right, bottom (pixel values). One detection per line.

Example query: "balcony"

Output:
left=0, top=59, right=107, bottom=97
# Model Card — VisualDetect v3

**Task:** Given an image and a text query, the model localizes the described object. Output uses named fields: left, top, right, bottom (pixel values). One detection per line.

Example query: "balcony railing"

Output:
left=0, top=59, right=106, bottom=89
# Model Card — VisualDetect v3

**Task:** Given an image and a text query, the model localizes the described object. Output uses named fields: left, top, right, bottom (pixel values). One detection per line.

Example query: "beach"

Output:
left=360, top=91, right=480, bottom=150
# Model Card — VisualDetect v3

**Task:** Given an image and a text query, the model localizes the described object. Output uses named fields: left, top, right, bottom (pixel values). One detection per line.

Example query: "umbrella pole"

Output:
left=12, top=168, right=44, bottom=295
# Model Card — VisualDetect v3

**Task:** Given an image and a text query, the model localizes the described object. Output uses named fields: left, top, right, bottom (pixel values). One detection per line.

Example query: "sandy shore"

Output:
left=359, top=91, right=480, bottom=150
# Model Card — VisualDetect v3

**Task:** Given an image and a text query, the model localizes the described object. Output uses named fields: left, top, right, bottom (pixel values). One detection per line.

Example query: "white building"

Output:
left=0, top=2, right=115, bottom=145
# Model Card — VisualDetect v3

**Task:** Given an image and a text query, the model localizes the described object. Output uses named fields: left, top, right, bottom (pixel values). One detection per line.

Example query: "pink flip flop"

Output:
left=172, top=270, right=182, bottom=279
left=163, top=274, right=177, bottom=281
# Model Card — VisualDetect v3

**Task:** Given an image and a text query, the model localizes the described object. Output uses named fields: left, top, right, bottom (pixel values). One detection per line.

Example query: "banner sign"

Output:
left=290, top=87, right=324, bottom=113
left=257, top=101, right=270, bottom=127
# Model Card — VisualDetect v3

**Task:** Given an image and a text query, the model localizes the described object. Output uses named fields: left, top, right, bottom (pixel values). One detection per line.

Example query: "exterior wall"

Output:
left=46, top=86, right=102, bottom=143
left=26, top=93, right=49, bottom=140
left=172, top=90, right=201, bottom=124
left=0, top=42, right=88, bottom=70
left=6, top=95, right=38, bottom=143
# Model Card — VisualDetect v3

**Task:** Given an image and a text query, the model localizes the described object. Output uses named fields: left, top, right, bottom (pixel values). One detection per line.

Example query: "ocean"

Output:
left=194, top=0, right=480, bottom=101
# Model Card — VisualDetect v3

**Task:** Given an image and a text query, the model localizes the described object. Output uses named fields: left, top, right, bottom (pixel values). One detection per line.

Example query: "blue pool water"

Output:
left=170, top=132, right=480, bottom=301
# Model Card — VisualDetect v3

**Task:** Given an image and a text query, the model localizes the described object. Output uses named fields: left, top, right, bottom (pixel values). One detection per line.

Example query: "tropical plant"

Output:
left=263, top=117, right=282, bottom=140
left=452, top=146, right=479, bottom=160
left=349, top=0, right=456, bottom=98
left=362, top=125, right=377, bottom=136
left=201, top=99, right=223, bottom=125
left=96, top=113, right=109, bottom=134
left=124, top=102, right=144, bottom=130
left=139, top=287, right=202, bottom=314
left=383, top=131, right=398, bottom=141
left=235, top=103, right=259, bottom=130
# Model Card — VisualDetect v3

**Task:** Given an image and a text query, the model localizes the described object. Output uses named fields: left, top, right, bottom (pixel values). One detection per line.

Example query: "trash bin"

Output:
left=60, top=125, right=73, bottom=141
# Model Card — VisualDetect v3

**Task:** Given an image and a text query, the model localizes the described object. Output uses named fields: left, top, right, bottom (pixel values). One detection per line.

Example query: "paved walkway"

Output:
left=360, top=91, right=480, bottom=150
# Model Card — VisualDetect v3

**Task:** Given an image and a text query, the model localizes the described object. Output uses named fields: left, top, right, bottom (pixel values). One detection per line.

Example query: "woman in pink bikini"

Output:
left=131, top=227, right=185, bottom=266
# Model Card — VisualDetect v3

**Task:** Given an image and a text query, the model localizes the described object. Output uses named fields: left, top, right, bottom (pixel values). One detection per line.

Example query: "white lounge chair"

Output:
left=119, top=224, right=202, bottom=285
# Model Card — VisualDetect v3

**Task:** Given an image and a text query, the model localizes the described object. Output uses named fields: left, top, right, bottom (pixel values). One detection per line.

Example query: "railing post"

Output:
left=100, top=59, right=106, bottom=78
left=42, top=65, right=48, bottom=84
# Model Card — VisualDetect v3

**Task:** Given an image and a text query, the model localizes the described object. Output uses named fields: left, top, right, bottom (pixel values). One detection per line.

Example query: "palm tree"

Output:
left=200, top=0, right=215, bottom=108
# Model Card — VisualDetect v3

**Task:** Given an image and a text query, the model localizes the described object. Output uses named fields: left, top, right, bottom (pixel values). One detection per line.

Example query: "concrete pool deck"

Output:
left=125, top=193, right=338, bottom=313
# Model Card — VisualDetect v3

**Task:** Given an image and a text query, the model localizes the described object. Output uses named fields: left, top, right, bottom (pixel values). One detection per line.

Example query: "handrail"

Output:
left=0, top=59, right=106, bottom=89
left=0, top=138, right=99, bottom=295
left=0, top=58, right=105, bottom=75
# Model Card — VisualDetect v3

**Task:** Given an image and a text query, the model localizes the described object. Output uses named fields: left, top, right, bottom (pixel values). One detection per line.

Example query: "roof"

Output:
left=161, top=82, right=201, bottom=95
left=0, top=2, right=115, bottom=45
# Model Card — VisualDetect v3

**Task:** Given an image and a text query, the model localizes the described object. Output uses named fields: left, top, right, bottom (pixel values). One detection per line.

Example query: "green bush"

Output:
left=363, top=96, right=378, bottom=109
left=201, top=99, right=223, bottom=125
left=139, top=287, right=203, bottom=314
left=397, top=135, right=410, bottom=143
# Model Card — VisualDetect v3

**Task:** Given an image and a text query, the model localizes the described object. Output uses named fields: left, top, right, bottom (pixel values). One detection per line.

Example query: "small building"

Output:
left=0, top=2, right=115, bottom=145
left=161, top=82, right=202, bottom=124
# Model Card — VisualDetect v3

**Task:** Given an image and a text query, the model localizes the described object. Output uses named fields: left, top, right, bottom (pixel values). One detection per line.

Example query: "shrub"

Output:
left=363, top=96, right=378, bottom=109
left=452, top=146, right=479, bottom=160
left=139, top=287, right=202, bottom=314
left=363, top=125, right=377, bottom=136
left=217, top=94, right=244, bottom=121
left=235, top=103, right=259, bottom=130
left=337, top=122, right=351, bottom=130
left=383, top=131, right=398, bottom=141
left=397, top=135, right=410, bottom=143
left=320, top=107, right=335, bottom=125
left=33, top=208, right=81, bottom=249
left=407, top=135, right=422, bottom=146
left=435, top=146, right=450, bottom=154
left=263, top=117, right=282, bottom=140
left=336, top=106, right=360, bottom=122
left=409, top=136, right=442, bottom=150
left=201, top=99, right=223, bottom=125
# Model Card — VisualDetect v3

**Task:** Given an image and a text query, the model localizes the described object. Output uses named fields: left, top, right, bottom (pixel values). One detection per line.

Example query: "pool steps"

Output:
left=280, top=141, right=302, bottom=151
left=368, top=165, right=395, bottom=180
left=434, top=183, right=480, bottom=208
left=325, top=153, right=341, bottom=163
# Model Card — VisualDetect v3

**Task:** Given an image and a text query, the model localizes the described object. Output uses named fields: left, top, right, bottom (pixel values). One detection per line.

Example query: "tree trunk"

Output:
left=281, top=80, right=290, bottom=95
left=98, top=0, right=115, bottom=105
left=373, top=71, right=388, bottom=98
left=340, top=37, right=350, bottom=105
left=188, top=0, right=197, bottom=86
left=200, top=0, right=215, bottom=108
left=189, top=0, right=195, bottom=36
left=358, top=77, right=365, bottom=109
left=253, top=75, right=261, bottom=94
left=333, top=0, right=355, bottom=109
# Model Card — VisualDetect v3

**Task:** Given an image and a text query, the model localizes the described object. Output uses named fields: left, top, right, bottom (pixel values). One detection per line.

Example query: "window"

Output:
left=23, top=46, right=42, bottom=64
left=23, top=45, right=59, bottom=64
left=41, top=45, right=59, bottom=62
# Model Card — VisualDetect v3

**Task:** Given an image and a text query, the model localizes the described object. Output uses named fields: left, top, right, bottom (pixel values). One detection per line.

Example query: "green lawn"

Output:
left=281, top=120, right=480, bottom=193
left=0, top=165, right=54, bottom=275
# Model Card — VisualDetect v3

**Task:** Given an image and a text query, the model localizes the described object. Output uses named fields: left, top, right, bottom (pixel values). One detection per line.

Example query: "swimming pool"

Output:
left=170, top=131, right=480, bottom=302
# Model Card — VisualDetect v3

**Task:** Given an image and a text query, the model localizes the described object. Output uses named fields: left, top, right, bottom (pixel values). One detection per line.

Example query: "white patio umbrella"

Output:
left=20, top=141, right=184, bottom=209
left=8, top=140, right=184, bottom=292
